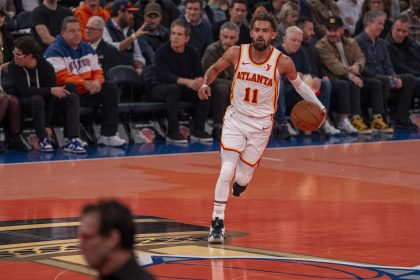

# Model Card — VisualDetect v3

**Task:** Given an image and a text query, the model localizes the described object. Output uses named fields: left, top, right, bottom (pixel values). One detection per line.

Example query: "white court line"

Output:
left=1, top=138, right=420, bottom=167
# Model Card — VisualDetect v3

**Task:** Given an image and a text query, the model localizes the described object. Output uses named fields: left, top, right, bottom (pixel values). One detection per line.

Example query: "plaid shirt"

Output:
left=401, top=9, right=420, bottom=45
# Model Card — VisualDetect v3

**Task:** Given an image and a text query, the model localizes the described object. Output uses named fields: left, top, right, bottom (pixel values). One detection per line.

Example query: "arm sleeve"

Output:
left=289, top=75, right=325, bottom=109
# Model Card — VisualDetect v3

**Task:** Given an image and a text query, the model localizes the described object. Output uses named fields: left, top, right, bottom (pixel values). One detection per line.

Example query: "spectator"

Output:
left=263, top=0, right=289, bottom=21
left=180, top=0, right=213, bottom=56
left=133, top=0, right=180, bottom=30
left=336, top=0, right=363, bottom=35
left=386, top=15, right=420, bottom=105
left=355, top=10, right=417, bottom=130
left=103, top=0, right=146, bottom=76
left=208, top=0, right=229, bottom=23
left=79, top=200, right=155, bottom=280
left=276, top=26, right=339, bottom=137
left=306, top=0, right=340, bottom=37
left=137, top=3, right=169, bottom=65
left=212, top=0, right=251, bottom=45
left=251, top=3, right=269, bottom=19
left=297, top=17, right=341, bottom=136
left=389, top=0, right=400, bottom=21
left=45, top=16, right=126, bottom=146
left=32, top=0, right=72, bottom=50
left=86, top=16, right=119, bottom=75
left=202, top=22, right=239, bottom=141
left=13, top=0, right=39, bottom=14
left=317, top=16, right=376, bottom=134
left=0, top=0, right=15, bottom=18
left=9, top=36, right=86, bottom=153
left=400, top=0, right=420, bottom=45
left=75, top=0, right=111, bottom=41
left=152, top=19, right=212, bottom=143
left=273, top=2, right=300, bottom=47
left=354, top=0, right=393, bottom=38
left=0, top=6, right=13, bottom=65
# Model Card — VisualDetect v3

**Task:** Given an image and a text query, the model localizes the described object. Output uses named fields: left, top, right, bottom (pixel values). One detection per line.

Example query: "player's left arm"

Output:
left=277, top=55, right=327, bottom=126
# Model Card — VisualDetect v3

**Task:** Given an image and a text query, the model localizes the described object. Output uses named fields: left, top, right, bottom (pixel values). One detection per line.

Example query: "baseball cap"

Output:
left=112, top=0, right=139, bottom=14
left=0, top=6, right=6, bottom=16
left=144, top=3, right=162, bottom=16
left=325, top=16, right=344, bottom=29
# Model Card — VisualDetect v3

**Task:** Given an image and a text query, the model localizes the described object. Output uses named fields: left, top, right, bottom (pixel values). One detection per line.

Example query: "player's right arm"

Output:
left=198, top=46, right=240, bottom=100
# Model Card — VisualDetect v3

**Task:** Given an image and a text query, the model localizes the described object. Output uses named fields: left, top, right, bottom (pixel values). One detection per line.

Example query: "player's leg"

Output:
left=209, top=150, right=240, bottom=244
left=232, top=160, right=256, bottom=197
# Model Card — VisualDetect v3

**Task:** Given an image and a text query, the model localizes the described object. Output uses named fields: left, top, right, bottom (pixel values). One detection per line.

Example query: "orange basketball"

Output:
left=291, top=100, right=324, bottom=131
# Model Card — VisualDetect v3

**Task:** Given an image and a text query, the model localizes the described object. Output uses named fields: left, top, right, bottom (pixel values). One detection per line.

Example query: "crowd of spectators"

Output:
left=0, top=0, right=418, bottom=152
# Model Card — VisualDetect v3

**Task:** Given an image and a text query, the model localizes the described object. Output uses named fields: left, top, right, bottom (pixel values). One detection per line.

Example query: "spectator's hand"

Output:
left=135, top=67, right=143, bottom=76
left=198, top=84, right=211, bottom=100
left=394, top=77, right=402, bottom=89
left=51, top=86, right=70, bottom=98
left=83, top=80, right=100, bottom=94
left=192, top=77, right=204, bottom=91
left=350, top=75, right=363, bottom=88
left=349, top=64, right=360, bottom=75
left=312, top=77, right=322, bottom=91
left=134, top=22, right=149, bottom=38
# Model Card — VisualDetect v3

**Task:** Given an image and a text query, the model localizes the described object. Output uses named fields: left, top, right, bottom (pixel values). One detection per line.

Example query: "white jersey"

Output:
left=230, top=44, right=283, bottom=118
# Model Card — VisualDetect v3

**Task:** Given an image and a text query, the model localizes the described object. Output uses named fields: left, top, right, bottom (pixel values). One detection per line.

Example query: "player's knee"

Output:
left=219, top=162, right=235, bottom=183
left=235, top=171, right=252, bottom=186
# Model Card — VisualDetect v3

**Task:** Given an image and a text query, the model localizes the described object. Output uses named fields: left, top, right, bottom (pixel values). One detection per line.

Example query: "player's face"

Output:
left=283, top=31, right=303, bottom=54
left=250, top=20, right=276, bottom=51
left=79, top=213, right=110, bottom=270
left=62, top=22, right=82, bottom=48
left=326, top=27, right=344, bottom=43
left=220, top=28, right=239, bottom=50
left=391, top=20, right=409, bottom=43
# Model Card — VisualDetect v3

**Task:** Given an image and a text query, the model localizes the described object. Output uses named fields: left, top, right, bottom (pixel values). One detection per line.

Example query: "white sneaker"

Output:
left=98, top=135, right=126, bottom=147
left=321, top=120, right=341, bottom=136
left=64, top=137, right=88, bottom=147
left=338, top=117, right=358, bottom=134
left=286, top=122, right=299, bottom=136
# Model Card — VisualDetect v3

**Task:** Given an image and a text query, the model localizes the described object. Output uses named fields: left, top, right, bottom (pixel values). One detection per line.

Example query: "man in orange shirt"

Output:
left=75, top=0, right=110, bottom=40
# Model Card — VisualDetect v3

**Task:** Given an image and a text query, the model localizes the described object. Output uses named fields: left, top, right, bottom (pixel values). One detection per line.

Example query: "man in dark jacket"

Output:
left=386, top=14, right=420, bottom=102
left=9, top=36, right=85, bottom=153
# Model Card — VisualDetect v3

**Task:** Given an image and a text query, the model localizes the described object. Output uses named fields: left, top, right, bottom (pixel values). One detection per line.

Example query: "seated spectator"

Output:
left=354, top=0, right=393, bottom=38
left=86, top=16, right=119, bottom=75
left=273, top=2, right=300, bottom=48
left=306, top=0, right=340, bottom=37
left=103, top=0, right=146, bottom=76
left=133, top=0, right=180, bottom=30
left=137, top=3, right=169, bottom=65
left=317, top=17, right=382, bottom=134
left=212, top=0, right=251, bottom=45
left=400, top=0, right=420, bottom=45
left=263, top=0, right=288, bottom=21
left=208, top=0, right=229, bottom=23
left=202, top=22, right=239, bottom=141
left=386, top=15, right=420, bottom=104
left=152, top=19, right=212, bottom=143
left=79, top=200, right=156, bottom=280
left=180, top=0, right=213, bottom=56
left=9, top=36, right=86, bottom=153
left=45, top=16, right=126, bottom=146
left=297, top=17, right=341, bottom=136
left=0, top=0, right=15, bottom=18
left=32, top=0, right=72, bottom=50
left=355, top=10, right=417, bottom=130
left=0, top=6, right=13, bottom=65
left=251, top=3, right=269, bottom=19
left=275, top=26, right=338, bottom=138
left=75, top=0, right=110, bottom=41
left=336, top=0, right=363, bottom=35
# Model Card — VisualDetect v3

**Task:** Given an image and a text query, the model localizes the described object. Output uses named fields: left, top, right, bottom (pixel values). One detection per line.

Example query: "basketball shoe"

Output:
left=208, top=217, right=225, bottom=244
left=232, top=182, right=248, bottom=197
left=337, top=117, right=358, bottom=134
left=351, top=116, right=372, bottom=134
left=371, top=115, right=393, bottom=133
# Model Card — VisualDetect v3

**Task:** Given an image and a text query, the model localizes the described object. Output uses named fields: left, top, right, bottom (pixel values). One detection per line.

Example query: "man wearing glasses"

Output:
left=86, top=16, right=119, bottom=75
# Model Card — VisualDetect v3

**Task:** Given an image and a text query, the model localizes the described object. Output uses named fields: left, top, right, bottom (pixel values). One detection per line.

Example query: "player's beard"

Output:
left=252, top=38, right=269, bottom=51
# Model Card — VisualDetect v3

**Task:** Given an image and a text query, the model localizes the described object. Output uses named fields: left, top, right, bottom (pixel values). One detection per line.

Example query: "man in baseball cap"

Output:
left=325, top=16, right=344, bottom=30
left=111, top=0, right=139, bottom=14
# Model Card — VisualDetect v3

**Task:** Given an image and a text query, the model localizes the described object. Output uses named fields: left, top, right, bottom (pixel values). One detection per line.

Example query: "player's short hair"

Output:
left=81, top=200, right=135, bottom=250
left=170, top=19, right=191, bottom=37
left=250, top=13, right=277, bottom=31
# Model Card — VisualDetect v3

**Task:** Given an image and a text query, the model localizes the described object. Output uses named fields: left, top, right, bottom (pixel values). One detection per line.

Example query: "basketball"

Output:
left=291, top=100, right=324, bottom=131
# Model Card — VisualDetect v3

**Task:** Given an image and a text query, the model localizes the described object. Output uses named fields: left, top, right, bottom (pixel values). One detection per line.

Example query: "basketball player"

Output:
left=198, top=14, right=326, bottom=244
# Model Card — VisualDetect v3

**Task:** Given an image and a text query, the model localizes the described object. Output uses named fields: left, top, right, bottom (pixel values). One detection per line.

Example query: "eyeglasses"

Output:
left=13, top=51, right=27, bottom=58
left=86, top=26, right=102, bottom=31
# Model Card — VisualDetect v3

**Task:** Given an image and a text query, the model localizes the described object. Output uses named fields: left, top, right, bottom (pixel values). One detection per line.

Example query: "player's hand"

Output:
left=198, top=84, right=211, bottom=100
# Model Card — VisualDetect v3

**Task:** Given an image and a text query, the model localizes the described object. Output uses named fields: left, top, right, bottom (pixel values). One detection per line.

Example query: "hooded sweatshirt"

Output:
left=75, top=2, right=110, bottom=40
left=44, top=35, right=105, bottom=94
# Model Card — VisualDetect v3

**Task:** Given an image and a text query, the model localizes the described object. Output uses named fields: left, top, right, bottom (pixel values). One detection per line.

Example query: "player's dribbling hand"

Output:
left=198, top=84, right=211, bottom=100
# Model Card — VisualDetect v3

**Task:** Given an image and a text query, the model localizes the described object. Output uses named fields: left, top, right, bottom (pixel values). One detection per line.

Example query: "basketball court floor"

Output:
left=1, top=130, right=420, bottom=279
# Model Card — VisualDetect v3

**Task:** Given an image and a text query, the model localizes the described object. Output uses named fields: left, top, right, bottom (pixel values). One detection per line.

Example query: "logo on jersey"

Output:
left=236, top=71, right=273, bottom=86
left=265, top=64, right=271, bottom=71
left=242, top=61, right=250, bottom=65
